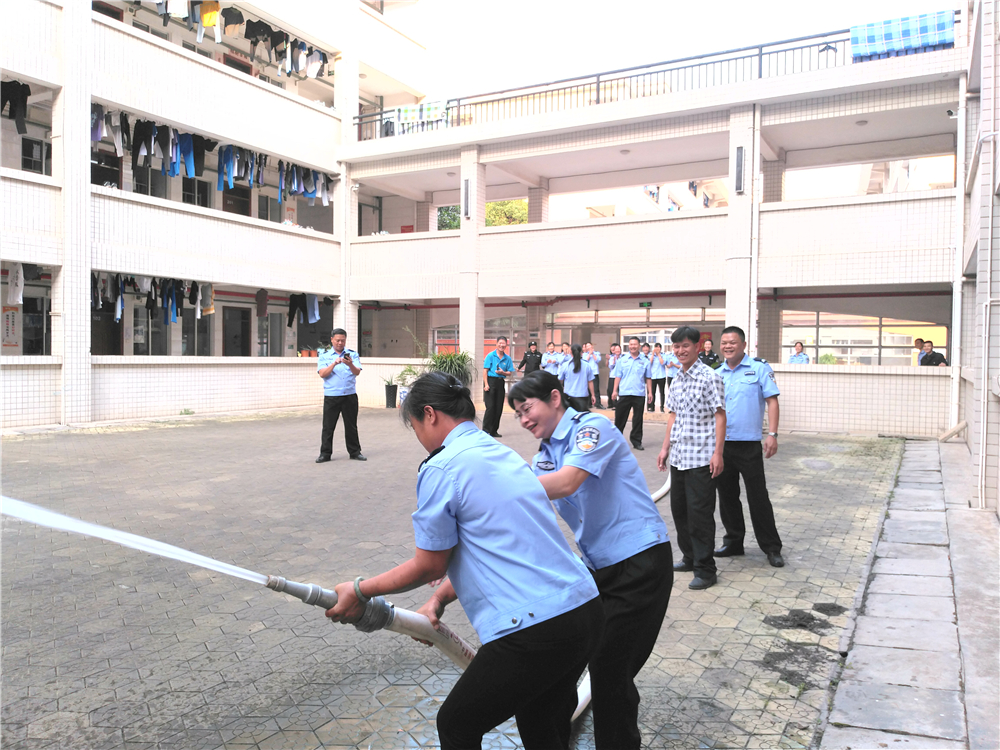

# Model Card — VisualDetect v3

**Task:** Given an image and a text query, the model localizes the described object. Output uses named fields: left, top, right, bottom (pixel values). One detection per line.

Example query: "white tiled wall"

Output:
left=90, top=187, right=341, bottom=294
left=350, top=233, right=461, bottom=300
left=90, top=17, right=341, bottom=169
left=478, top=211, right=728, bottom=298
left=759, top=192, right=954, bottom=287
left=773, top=364, right=951, bottom=437
left=0, top=0, right=63, bottom=86
left=762, top=81, right=958, bottom=125
left=0, top=171, right=62, bottom=266
left=1, top=359, right=62, bottom=427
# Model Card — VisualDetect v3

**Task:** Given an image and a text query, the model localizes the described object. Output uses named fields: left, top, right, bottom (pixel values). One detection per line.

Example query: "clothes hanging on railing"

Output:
left=6, top=263, right=24, bottom=305
left=287, top=293, right=307, bottom=327
left=1, top=80, right=30, bottom=135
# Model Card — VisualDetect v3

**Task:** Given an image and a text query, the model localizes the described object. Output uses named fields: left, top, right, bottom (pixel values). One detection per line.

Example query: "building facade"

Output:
left=2, top=1, right=998, bottom=511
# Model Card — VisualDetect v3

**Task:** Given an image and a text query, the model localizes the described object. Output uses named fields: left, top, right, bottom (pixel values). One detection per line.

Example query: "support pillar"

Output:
left=459, top=146, right=486, bottom=392
left=756, top=298, right=781, bottom=363
left=724, top=105, right=758, bottom=350
left=761, top=157, right=786, bottom=203
left=415, top=192, right=435, bottom=232
left=56, top=1, right=93, bottom=424
left=528, top=179, right=549, bottom=223
left=334, top=51, right=360, bottom=142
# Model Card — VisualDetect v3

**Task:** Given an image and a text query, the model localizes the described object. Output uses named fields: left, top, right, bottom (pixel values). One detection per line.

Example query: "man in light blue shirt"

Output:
left=716, top=326, right=784, bottom=568
left=316, top=328, right=366, bottom=463
left=482, top=337, right=514, bottom=437
left=914, top=338, right=926, bottom=364
left=648, top=343, right=668, bottom=413
left=611, top=337, right=653, bottom=450
left=541, top=342, right=562, bottom=375
left=584, top=342, right=604, bottom=408
left=788, top=341, right=810, bottom=364
left=665, top=349, right=681, bottom=384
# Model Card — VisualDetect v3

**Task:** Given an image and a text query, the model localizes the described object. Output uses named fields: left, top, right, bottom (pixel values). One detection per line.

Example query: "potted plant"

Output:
left=382, top=373, right=398, bottom=408
left=427, top=350, right=475, bottom=386
left=396, top=364, right=421, bottom=406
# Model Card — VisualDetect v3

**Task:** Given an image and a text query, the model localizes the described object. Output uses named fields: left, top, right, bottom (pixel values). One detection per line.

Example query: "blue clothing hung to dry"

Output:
left=851, top=10, right=954, bottom=61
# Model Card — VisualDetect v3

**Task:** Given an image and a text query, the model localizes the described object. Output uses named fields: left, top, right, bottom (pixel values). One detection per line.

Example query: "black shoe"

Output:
left=714, top=544, right=745, bottom=557
left=633, top=444, right=644, bottom=451
left=315, top=455, right=331, bottom=464
left=688, top=575, right=718, bottom=590
left=673, top=560, right=694, bottom=572
left=492, top=433, right=503, bottom=438
left=647, top=408, right=654, bottom=412
left=350, top=453, right=367, bottom=462
left=660, top=407, right=665, bottom=413
left=767, top=551, right=785, bottom=568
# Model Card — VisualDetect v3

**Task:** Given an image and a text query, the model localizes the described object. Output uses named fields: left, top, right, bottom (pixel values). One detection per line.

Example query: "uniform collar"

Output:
left=548, top=407, right=581, bottom=443
left=443, top=419, right=479, bottom=447
left=722, top=353, right=752, bottom=372
left=626, top=351, right=643, bottom=360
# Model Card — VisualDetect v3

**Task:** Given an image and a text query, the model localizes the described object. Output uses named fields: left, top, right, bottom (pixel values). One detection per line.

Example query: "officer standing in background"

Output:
left=648, top=343, right=667, bottom=413
left=542, top=342, right=562, bottom=375
left=482, top=336, right=514, bottom=438
left=517, top=341, right=543, bottom=375
left=584, top=342, right=604, bottom=409
left=611, top=337, right=653, bottom=450
left=606, top=344, right=622, bottom=410
left=316, top=328, right=366, bottom=463
left=699, top=339, right=721, bottom=368
left=715, top=326, right=784, bottom=568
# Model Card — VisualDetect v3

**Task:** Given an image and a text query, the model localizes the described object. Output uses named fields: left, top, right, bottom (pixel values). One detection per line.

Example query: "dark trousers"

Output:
left=590, top=543, right=673, bottom=750
left=592, top=375, right=603, bottom=407
left=482, top=376, right=506, bottom=436
left=567, top=394, right=591, bottom=413
left=614, top=395, right=646, bottom=447
left=436, top=597, right=604, bottom=750
left=670, top=465, right=717, bottom=579
left=606, top=376, right=616, bottom=408
left=649, top=378, right=666, bottom=411
left=319, top=393, right=361, bottom=457
left=718, top=441, right=783, bottom=553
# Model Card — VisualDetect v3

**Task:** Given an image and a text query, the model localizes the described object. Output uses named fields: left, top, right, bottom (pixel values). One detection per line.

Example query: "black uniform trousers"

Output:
left=566, top=394, right=591, bottom=413
left=649, top=378, right=666, bottom=411
left=592, top=374, right=603, bottom=407
left=319, top=393, right=361, bottom=458
left=482, top=376, right=506, bottom=436
left=606, top=376, right=616, bottom=409
left=614, top=395, right=646, bottom=447
left=589, top=542, right=673, bottom=750
left=670, top=465, right=717, bottom=579
left=717, top=441, right=783, bottom=553
left=436, top=596, right=604, bottom=750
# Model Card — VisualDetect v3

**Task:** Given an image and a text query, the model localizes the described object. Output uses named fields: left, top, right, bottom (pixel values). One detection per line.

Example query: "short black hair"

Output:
left=508, top=371, right=564, bottom=409
left=924, top=340, right=934, bottom=347
left=628, top=336, right=641, bottom=344
left=794, top=341, right=804, bottom=347
left=653, top=342, right=662, bottom=349
left=721, top=326, right=746, bottom=342
left=496, top=336, right=508, bottom=344
left=671, top=326, right=701, bottom=345
left=331, top=328, right=347, bottom=338
left=401, top=372, right=476, bottom=427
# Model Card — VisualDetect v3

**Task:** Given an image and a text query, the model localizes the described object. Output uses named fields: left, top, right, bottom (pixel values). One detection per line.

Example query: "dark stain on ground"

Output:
left=812, top=602, right=848, bottom=617
left=763, top=609, right=835, bottom=634
left=759, top=640, right=838, bottom=691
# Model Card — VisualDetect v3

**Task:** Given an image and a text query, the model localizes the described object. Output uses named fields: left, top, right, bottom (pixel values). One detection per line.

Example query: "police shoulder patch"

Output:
left=535, top=460, right=556, bottom=471
left=575, top=426, right=600, bottom=453
left=768, top=371, right=776, bottom=382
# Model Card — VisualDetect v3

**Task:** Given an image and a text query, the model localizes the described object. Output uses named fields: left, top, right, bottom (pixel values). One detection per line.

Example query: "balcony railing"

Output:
left=355, top=20, right=960, bottom=139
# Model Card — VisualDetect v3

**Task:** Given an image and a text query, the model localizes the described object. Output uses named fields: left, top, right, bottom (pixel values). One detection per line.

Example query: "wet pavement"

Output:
left=2, top=407, right=912, bottom=748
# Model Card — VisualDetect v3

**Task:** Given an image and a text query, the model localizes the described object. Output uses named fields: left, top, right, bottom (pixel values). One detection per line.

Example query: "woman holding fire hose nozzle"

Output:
left=508, top=370, right=673, bottom=750
left=326, top=371, right=604, bottom=750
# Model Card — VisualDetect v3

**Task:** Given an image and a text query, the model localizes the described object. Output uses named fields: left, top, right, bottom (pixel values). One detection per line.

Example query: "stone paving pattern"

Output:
left=2, top=408, right=903, bottom=749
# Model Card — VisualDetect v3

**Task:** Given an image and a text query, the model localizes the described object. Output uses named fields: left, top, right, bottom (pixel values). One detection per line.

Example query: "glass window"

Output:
left=223, top=185, right=251, bottom=217
left=22, top=297, right=49, bottom=355
left=781, top=310, right=818, bottom=326
left=183, top=178, right=210, bottom=208
left=433, top=326, right=458, bottom=354
left=133, top=306, right=149, bottom=355
left=258, top=194, right=281, bottom=223
left=181, top=308, right=211, bottom=356
left=269, top=312, right=283, bottom=356
left=223, top=307, right=251, bottom=356
left=784, top=155, right=956, bottom=201
left=257, top=315, right=268, bottom=356
left=21, top=138, right=46, bottom=174
left=91, top=149, right=121, bottom=189
left=133, top=305, right=169, bottom=356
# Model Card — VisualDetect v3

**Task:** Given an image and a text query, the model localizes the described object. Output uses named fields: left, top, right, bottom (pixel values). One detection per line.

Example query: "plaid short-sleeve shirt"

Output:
left=666, top=360, right=726, bottom=470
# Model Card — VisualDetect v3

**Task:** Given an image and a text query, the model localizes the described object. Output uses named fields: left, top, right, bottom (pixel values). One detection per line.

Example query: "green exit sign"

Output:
left=638, top=302, right=652, bottom=308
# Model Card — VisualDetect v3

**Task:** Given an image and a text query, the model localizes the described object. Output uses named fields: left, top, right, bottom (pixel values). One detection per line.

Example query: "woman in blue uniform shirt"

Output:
left=558, top=343, right=596, bottom=412
left=326, top=371, right=603, bottom=750
left=507, top=370, right=673, bottom=750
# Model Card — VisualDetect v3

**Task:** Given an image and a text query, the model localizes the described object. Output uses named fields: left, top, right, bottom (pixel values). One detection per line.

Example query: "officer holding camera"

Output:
left=316, top=328, right=366, bottom=463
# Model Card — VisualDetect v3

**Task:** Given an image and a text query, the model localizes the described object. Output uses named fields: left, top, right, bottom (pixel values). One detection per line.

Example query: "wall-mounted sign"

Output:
left=638, top=302, right=652, bottom=308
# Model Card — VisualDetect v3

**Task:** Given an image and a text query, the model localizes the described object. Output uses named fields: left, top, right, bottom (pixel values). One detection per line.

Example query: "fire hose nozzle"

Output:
left=265, top=575, right=394, bottom=633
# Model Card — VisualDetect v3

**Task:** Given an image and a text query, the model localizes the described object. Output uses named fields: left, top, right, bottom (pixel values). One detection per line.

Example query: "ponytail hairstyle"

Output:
left=571, top=342, right=583, bottom=373
left=507, top=370, right=565, bottom=410
left=401, top=371, right=476, bottom=427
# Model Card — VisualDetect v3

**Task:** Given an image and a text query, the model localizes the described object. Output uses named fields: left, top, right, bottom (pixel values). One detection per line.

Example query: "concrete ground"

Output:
left=1, top=406, right=996, bottom=749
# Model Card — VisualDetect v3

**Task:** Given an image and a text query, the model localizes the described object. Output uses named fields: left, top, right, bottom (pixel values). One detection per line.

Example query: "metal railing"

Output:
left=354, top=19, right=960, bottom=140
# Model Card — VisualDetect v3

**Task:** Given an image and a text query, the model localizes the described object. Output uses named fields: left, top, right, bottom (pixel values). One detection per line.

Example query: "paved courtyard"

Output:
left=1, top=407, right=904, bottom=749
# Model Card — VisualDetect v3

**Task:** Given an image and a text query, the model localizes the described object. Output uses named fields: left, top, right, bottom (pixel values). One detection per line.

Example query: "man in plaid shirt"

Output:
left=657, top=326, right=726, bottom=590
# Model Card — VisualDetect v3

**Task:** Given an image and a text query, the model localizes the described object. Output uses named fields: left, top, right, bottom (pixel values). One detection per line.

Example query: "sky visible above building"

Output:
left=391, top=0, right=963, bottom=96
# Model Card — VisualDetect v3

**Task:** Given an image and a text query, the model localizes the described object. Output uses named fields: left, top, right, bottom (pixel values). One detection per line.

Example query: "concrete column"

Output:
left=459, top=146, right=485, bottom=391
left=756, top=298, right=781, bottom=363
left=724, top=105, right=757, bottom=350
left=415, top=192, right=435, bottom=232
left=414, top=306, right=432, bottom=356
left=55, top=2, right=93, bottom=423
left=528, top=179, right=549, bottom=223
left=526, top=305, right=545, bottom=342
left=334, top=52, right=360, bottom=142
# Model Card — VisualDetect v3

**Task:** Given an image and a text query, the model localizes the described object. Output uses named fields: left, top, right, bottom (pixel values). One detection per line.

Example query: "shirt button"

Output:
left=528, top=612, right=534, bottom=617
left=511, top=618, right=517, bottom=624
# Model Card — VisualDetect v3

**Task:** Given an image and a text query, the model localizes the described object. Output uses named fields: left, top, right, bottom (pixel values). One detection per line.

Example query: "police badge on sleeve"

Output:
left=575, top=426, right=600, bottom=452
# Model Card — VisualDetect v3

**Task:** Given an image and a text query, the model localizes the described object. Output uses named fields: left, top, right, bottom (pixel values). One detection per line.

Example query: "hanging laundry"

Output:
left=193, top=282, right=202, bottom=320
left=245, top=20, right=273, bottom=61
left=221, top=6, right=243, bottom=35
left=255, top=289, right=268, bottom=317
left=305, top=294, right=320, bottom=324
left=90, top=103, right=105, bottom=141
left=103, top=110, right=124, bottom=156
left=120, top=112, right=132, bottom=153
left=145, top=279, right=158, bottom=312
left=188, top=281, right=199, bottom=305
left=166, top=0, right=187, bottom=19
left=22, top=264, right=41, bottom=281
left=6, top=263, right=24, bottom=305
left=201, top=283, right=215, bottom=316
left=1, top=80, right=31, bottom=135
left=190, top=135, right=217, bottom=177
left=287, top=293, right=307, bottom=327
left=305, top=48, right=326, bottom=78
left=197, top=0, right=221, bottom=43
left=113, top=274, right=125, bottom=323
left=136, top=276, right=152, bottom=294
left=132, top=120, right=156, bottom=174
left=91, top=272, right=101, bottom=309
